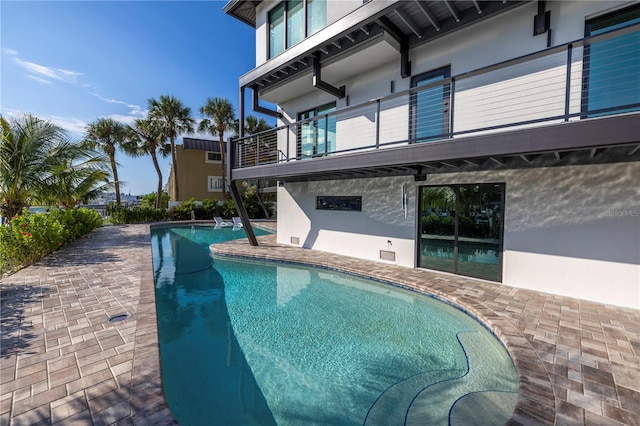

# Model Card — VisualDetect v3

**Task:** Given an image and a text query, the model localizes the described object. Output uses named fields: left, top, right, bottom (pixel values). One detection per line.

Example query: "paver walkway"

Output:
left=1, top=223, right=639, bottom=425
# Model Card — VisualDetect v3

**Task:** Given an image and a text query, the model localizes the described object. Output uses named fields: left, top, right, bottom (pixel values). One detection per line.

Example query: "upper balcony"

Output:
left=229, top=21, right=640, bottom=183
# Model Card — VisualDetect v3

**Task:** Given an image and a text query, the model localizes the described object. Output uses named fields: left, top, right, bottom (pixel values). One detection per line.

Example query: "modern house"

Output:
left=224, top=0, right=640, bottom=309
left=167, top=137, right=226, bottom=202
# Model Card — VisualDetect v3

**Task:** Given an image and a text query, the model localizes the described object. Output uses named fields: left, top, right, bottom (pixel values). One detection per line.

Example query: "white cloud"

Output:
left=13, top=57, right=83, bottom=85
left=2, top=47, right=18, bottom=56
left=47, top=115, right=88, bottom=136
left=27, top=75, right=52, bottom=84
left=89, top=92, right=147, bottom=120
left=1, top=108, right=87, bottom=137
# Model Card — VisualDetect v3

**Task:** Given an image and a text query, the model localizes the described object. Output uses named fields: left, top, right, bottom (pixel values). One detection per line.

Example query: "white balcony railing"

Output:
left=232, top=23, right=639, bottom=169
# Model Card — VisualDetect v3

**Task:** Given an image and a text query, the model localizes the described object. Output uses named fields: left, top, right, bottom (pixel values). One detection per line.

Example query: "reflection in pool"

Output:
left=151, top=225, right=518, bottom=425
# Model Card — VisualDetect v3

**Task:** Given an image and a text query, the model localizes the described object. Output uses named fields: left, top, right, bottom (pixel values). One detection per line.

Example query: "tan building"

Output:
left=167, top=137, right=226, bottom=202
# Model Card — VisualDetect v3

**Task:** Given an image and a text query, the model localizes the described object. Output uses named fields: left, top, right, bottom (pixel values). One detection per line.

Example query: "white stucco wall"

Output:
left=277, top=176, right=417, bottom=267
left=277, top=162, right=640, bottom=309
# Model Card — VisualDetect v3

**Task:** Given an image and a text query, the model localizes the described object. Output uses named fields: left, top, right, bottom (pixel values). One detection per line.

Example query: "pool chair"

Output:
left=232, top=217, right=243, bottom=228
left=214, top=217, right=233, bottom=227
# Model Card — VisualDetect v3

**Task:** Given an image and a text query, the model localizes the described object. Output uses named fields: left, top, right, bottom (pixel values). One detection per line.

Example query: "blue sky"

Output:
left=1, top=0, right=262, bottom=195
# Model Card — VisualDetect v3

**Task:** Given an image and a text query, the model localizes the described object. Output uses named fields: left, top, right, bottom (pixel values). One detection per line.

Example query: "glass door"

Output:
left=419, top=186, right=457, bottom=273
left=411, top=67, right=450, bottom=142
left=418, top=184, right=504, bottom=281
left=297, top=102, right=336, bottom=158
left=456, top=185, right=503, bottom=281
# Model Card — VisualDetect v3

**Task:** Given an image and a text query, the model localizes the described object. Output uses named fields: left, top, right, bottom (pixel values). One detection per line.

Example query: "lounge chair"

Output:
left=232, top=217, right=243, bottom=228
left=214, top=217, right=233, bottom=227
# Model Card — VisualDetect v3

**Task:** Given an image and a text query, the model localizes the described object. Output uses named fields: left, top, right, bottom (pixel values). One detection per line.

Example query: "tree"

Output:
left=83, top=118, right=135, bottom=206
left=41, top=152, right=113, bottom=209
left=198, top=97, right=235, bottom=198
left=128, top=118, right=170, bottom=209
left=0, top=114, right=77, bottom=218
left=233, top=115, right=273, bottom=138
left=148, top=95, right=195, bottom=201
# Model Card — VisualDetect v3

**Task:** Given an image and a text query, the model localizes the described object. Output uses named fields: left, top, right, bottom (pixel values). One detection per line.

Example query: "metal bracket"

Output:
left=377, top=16, right=411, bottom=78
left=252, top=86, right=282, bottom=118
left=312, top=52, right=346, bottom=99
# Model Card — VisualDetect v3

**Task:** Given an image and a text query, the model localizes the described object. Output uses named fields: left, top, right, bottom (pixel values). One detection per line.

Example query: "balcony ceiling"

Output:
left=234, top=0, right=529, bottom=95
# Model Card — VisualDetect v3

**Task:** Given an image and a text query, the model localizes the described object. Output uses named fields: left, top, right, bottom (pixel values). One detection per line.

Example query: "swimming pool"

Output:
left=151, top=225, right=518, bottom=425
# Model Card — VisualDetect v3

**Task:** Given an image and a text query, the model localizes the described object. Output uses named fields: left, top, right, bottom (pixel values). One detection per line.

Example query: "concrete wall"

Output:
left=277, top=176, right=417, bottom=267
left=278, top=162, right=640, bottom=309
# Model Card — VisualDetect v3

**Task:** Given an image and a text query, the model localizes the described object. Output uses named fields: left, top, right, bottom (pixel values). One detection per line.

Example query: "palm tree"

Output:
left=148, top=95, right=195, bottom=201
left=128, top=118, right=170, bottom=209
left=41, top=152, right=113, bottom=209
left=233, top=115, right=273, bottom=138
left=0, top=114, right=77, bottom=218
left=83, top=118, right=135, bottom=206
left=199, top=97, right=235, bottom=198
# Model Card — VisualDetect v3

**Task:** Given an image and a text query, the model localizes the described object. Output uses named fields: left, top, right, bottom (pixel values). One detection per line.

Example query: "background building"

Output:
left=167, top=137, right=226, bottom=202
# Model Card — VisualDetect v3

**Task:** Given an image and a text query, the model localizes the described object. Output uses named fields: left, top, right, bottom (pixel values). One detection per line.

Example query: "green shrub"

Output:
left=107, top=204, right=169, bottom=224
left=168, top=198, right=221, bottom=221
left=0, top=208, right=103, bottom=276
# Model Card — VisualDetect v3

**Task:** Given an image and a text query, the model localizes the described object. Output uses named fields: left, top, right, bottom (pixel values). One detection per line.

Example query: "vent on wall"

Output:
left=290, top=237, right=300, bottom=245
left=379, top=250, right=396, bottom=262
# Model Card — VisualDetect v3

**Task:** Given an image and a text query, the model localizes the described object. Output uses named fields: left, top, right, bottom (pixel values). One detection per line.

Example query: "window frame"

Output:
left=581, top=4, right=640, bottom=118
left=205, top=151, right=222, bottom=164
left=268, top=0, right=325, bottom=59
left=207, top=176, right=223, bottom=192
left=296, top=101, right=336, bottom=158
left=409, top=66, right=452, bottom=143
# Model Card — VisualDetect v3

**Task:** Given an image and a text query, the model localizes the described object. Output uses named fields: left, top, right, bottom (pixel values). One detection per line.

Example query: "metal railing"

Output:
left=232, top=23, right=639, bottom=169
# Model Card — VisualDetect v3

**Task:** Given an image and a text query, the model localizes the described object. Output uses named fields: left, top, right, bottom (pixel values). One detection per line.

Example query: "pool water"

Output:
left=151, top=225, right=518, bottom=425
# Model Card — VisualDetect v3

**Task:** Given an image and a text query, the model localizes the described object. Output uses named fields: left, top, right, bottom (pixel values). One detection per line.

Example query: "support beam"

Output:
left=443, top=0, right=460, bottom=22
left=415, top=1, right=440, bottom=31
left=394, top=8, right=422, bottom=39
left=472, top=0, right=483, bottom=14
left=252, top=86, right=281, bottom=118
left=312, top=52, right=346, bottom=98
left=377, top=16, right=411, bottom=77
left=228, top=180, right=258, bottom=246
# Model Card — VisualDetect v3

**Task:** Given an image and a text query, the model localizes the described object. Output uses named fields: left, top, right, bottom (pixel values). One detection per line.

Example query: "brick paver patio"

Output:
left=1, top=223, right=639, bottom=425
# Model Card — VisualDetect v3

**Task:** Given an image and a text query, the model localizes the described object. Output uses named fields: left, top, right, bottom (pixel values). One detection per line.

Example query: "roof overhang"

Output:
left=236, top=0, right=529, bottom=96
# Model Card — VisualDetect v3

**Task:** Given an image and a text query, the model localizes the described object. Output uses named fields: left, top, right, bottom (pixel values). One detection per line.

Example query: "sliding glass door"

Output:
left=418, top=184, right=504, bottom=281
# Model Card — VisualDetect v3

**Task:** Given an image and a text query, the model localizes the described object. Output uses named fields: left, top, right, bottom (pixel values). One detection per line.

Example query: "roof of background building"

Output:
left=182, top=137, right=224, bottom=152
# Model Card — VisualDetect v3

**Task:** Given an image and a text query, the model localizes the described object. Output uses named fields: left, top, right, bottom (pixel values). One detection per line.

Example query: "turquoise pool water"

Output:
left=151, top=225, right=518, bottom=425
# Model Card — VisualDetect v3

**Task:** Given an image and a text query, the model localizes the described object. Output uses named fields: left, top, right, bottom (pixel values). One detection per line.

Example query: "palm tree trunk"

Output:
left=170, top=136, right=179, bottom=201
left=150, top=149, right=163, bottom=209
left=219, top=131, right=226, bottom=199
left=111, top=155, right=121, bottom=206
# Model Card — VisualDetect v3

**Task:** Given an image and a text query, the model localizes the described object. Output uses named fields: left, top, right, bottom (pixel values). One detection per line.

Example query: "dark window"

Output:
left=206, top=152, right=222, bottom=162
left=316, top=196, right=362, bottom=211
left=410, top=66, right=451, bottom=142
left=582, top=5, right=640, bottom=117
